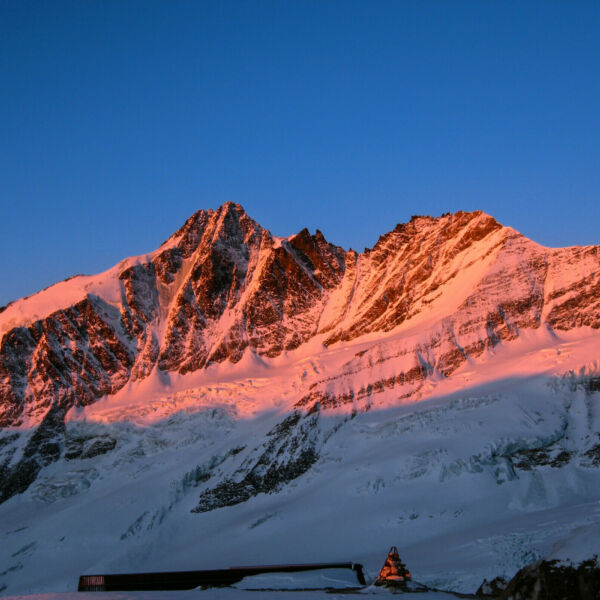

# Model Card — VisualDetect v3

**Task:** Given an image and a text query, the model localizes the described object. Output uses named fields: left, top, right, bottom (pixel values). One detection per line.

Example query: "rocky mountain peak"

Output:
left=1, top=205, right=599, bottom=432
left=2, top=205, right=600, bottom=596
left=210, top=201, right=262, bottom=244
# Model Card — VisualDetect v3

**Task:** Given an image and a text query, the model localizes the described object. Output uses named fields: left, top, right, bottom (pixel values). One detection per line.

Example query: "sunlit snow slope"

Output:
left=0, top=204, right=599, bottom=596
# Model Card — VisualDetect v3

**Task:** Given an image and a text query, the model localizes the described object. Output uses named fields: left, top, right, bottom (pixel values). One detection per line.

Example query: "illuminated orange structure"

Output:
left=374, top=546, right=411, bottom=585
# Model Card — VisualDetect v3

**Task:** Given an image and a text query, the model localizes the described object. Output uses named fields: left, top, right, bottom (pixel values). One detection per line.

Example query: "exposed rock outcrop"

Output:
left=498, top=558, right=600, bottom=600
left=1, top=204, right=600, bottom=503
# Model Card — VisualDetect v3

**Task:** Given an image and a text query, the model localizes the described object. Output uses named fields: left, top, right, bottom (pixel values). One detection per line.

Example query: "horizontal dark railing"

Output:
left=78, top=561, right=367, bottom=591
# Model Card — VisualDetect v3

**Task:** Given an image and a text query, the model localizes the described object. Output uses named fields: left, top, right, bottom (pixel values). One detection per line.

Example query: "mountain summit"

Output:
left=1, top=204, right=599, bottom=596
left=1, top=204, right=598, bottom=428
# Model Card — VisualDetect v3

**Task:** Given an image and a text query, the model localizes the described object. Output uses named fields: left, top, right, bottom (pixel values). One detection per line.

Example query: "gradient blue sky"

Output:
left=1, top=1, right=599, bottom=306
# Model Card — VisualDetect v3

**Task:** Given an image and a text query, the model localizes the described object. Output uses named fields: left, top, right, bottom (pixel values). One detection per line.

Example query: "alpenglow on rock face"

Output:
left=1, top=203, right=599, bottom=430
left=1, top=203, right=600, bottom=596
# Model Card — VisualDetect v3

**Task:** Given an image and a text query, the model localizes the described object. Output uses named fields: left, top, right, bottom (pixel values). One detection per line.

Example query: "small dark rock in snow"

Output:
left=476, top=575, right=508, bottom=597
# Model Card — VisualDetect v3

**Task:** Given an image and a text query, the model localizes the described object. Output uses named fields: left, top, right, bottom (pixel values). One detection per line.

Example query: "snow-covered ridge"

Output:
left=0, top=216, right=190, bottom=340
left=1, top=203, right=600, bottom=596
left=1, top=203, right=599, bottom=432
left=0, top=207, right=589, bottom=341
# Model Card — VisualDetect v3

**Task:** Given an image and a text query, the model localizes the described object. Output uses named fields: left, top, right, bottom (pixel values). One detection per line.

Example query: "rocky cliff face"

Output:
left=1, top=203, right=599, bottom=502
left=0, top=203, right=348, bottom=427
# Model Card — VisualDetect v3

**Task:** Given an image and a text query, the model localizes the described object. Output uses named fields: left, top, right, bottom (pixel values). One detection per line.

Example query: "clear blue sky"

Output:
left=1, top=1, right=599, bottom=306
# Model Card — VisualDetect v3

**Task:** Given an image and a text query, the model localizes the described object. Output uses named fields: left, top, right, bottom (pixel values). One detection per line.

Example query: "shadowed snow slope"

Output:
left=0, top=591, right=460, bottom=600
left=1, top=205, right=599, bottom=596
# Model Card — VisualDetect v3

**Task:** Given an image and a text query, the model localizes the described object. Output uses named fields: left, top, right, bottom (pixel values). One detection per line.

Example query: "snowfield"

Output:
left=0, top=590, right=461, bottom=600
left=1, top=325, right=599, bottom=597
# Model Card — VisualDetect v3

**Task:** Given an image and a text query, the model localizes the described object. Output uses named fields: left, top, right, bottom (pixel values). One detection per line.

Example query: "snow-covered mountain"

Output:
left=0, top=204, right=599, bottom=596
